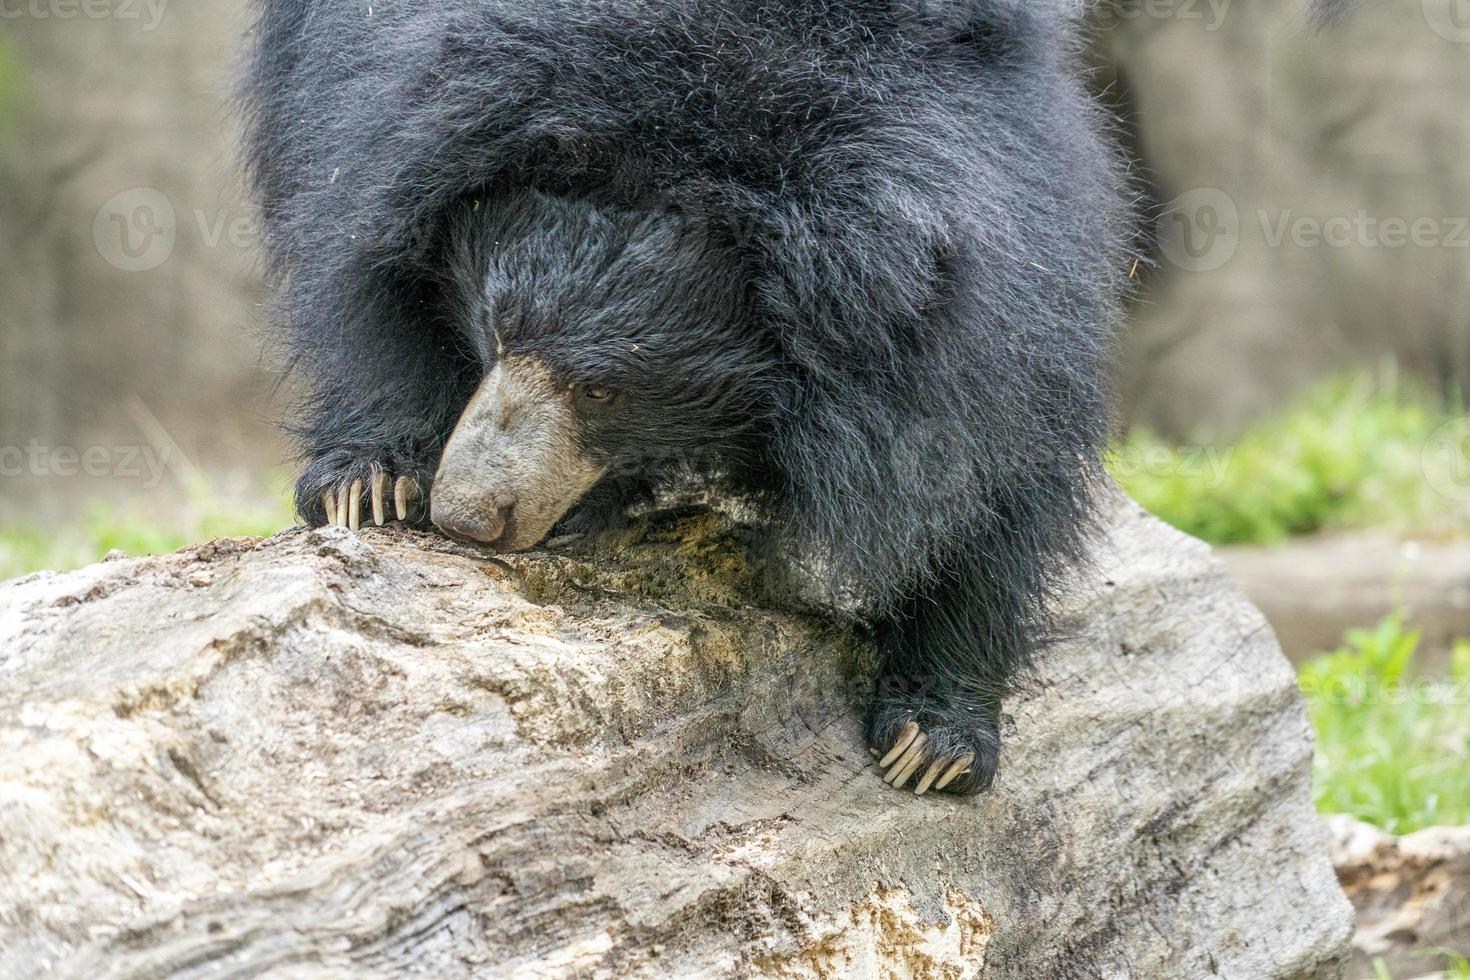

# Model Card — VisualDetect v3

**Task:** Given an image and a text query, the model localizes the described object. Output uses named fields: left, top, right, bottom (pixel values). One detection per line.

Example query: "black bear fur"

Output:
left=240, top=0, right=1132, bottom=794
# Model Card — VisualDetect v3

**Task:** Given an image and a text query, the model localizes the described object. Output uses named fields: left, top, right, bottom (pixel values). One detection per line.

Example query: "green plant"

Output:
left=1370, top=950, right=1470, bottom=980
left=1431, top=950, right=1470, bottom=979
left=0, top=34, right=28, bottom=134
left=1301, top=612, right=1470, bottom=833
left=1111, top=372, right=1469, bottom=545
left=0, top=476, right=296, bottom=580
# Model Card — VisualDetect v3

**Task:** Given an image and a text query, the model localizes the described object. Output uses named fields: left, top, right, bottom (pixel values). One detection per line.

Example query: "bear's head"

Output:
left=430, top=190, right=780, bottom=550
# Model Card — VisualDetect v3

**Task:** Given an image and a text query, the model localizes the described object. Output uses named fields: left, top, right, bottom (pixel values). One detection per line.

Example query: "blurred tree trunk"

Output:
left=1092, top=0, right=1470, bottom=439
left=0, top=3, right=282, bottom=521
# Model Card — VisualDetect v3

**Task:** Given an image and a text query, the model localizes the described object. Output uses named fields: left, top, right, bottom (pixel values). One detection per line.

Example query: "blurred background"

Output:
left=0, top=2, right=1467, bottom=971
left=0, top=0, right=285, bottom=568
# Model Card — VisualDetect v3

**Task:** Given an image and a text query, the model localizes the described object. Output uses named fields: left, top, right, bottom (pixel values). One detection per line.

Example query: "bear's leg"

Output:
left=866, top=533, right=1043, bottom=796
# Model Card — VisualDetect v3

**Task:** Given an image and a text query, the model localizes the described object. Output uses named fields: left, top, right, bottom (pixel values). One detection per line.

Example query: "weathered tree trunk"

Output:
left=0, top=496, right=1351, bottom=978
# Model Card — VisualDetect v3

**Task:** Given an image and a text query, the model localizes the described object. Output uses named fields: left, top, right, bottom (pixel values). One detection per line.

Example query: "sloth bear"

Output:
left=241, top=0, right=1130, bottom=795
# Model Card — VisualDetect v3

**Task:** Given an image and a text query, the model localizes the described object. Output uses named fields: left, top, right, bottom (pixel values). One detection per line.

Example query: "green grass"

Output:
left=0, top=478, right=296, bottom=580
left=1373, top=951, right=1470, bottom=979
left=1301, top=612, right=1470, bottom=833
left=1418, top=952, right=1470, bottom=979
left=1112, top=372, right=1470, bottom=831
left=1111, top=373, right=1470, bottom=545
left=0, top=34, right=25, bottom=131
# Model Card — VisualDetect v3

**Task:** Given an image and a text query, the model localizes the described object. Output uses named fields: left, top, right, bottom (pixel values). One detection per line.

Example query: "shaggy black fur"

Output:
left=240, top=0, right=1132, bottom=794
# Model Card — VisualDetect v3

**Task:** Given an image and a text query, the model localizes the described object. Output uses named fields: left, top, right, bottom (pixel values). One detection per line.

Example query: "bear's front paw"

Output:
left=868, top=710, right=1000, bottom=797
left=304, top=465, right=425, bottom=531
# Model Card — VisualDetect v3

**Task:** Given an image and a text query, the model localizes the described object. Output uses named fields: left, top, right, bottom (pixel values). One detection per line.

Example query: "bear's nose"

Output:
left=431, top=499, right=516, bottom=548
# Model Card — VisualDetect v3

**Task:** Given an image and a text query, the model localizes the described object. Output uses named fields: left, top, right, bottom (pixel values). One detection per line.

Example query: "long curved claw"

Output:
left=348, top=479, right=364, bottom=531
left=878, top=721, right=920, bottom=768
left=913, top=756, right=950, bottom=796
left=934, top=753, right=975, bottom=792
left=889, top=745, right=929, bottom=789
left=372, top=471, right=389, bottom=526
left=394, top=476, right=417, bottom=522
left=316, top=468, right=422, bottom=532
left=869, top=721, right=979, bottom=796
left=884, top=732, right=927, bottom=786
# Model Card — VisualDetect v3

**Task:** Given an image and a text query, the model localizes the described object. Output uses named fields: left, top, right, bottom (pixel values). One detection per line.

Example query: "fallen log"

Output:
left=0, top=496, right=1351, bottom=977
left=1329, top=814, right=1470, bottom=979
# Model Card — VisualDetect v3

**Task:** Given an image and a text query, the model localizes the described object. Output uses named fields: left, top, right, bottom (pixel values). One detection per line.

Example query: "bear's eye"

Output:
left=578, top=384, right=616, bottom=404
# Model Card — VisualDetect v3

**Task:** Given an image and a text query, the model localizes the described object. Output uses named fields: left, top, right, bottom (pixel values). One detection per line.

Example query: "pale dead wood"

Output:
left=0, top=500, right=1351, bottom=978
